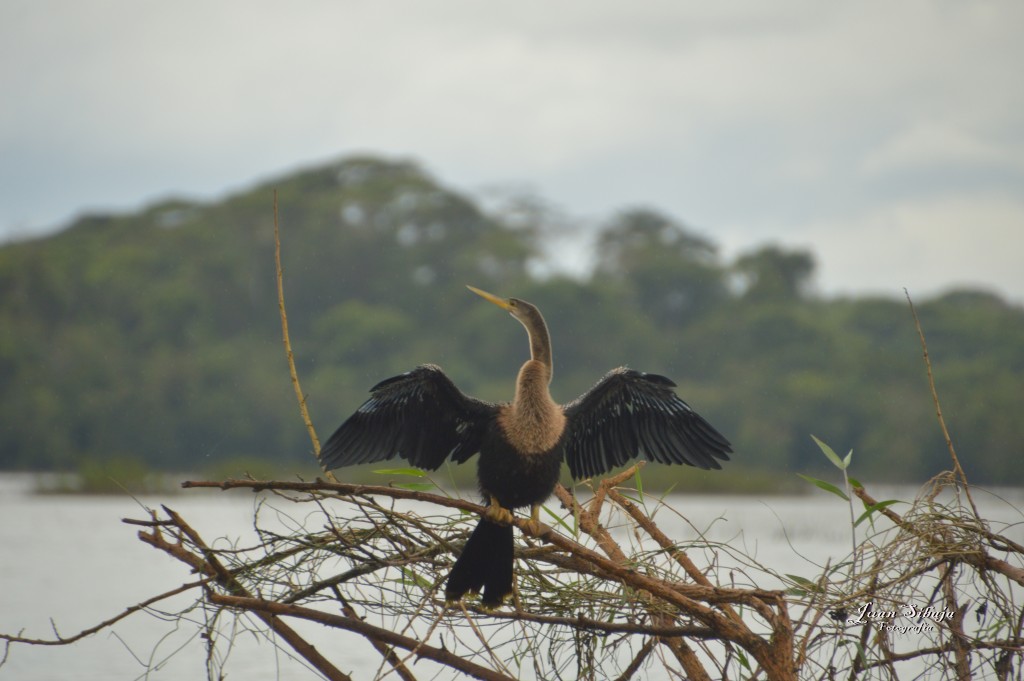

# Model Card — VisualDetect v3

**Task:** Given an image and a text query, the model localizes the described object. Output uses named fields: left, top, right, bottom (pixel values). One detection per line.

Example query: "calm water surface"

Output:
left=1, top=474, right=1020, bottom=680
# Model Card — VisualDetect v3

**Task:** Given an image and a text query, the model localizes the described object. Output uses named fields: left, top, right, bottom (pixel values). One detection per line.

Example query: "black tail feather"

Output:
left=445, top=519, right=514, bottom=606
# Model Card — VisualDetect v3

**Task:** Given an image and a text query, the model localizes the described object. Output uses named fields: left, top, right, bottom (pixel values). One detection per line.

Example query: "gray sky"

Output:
left=3, top=1, right=1022, bottom=301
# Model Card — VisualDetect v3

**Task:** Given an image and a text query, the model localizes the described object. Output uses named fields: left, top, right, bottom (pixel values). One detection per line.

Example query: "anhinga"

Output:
left=320, top=286, right=731, bottom=606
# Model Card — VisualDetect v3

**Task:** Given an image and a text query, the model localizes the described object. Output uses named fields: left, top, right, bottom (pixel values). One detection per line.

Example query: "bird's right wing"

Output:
left=319, top=364, right=498, bottom=472
left=562, top=367, right=732, bottom=480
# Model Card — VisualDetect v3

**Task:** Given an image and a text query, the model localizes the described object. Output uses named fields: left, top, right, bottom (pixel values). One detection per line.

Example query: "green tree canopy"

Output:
left=593, top=208, right=728, bottom=326
left=1, top=155, right=1022, bottom=486
left=734, top=245, right=816, bottom=302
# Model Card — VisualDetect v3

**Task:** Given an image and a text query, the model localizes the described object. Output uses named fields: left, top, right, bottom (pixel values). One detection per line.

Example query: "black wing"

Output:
left=319, top=364, right=498, bottom=472
left=562, top=367, right=732, bottom=480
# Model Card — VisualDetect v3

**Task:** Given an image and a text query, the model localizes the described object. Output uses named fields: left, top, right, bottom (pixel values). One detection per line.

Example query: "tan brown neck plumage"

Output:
left=497, top=300, right=566, bottom=453
left=499, top=360, right=565, bottom=453
left=525, top=319, right=552, bottom=374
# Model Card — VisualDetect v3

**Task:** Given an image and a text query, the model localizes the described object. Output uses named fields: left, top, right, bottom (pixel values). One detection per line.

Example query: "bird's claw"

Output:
left=524, top=518, right=552, bottom=538
left=482, top=501, right=551, bottom=537
left=524, top=504, right=553, bottom=539
left=484, top=502, right=514, bottom=527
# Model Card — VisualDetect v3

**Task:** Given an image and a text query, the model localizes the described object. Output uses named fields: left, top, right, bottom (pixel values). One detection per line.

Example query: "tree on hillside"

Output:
left=734, top=245, right=816, bottom=302
left=593, top=208, right=728, bottom=326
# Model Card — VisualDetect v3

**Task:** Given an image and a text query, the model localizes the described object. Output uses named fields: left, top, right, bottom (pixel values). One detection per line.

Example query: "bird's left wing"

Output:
left=319, top=364, right=498, bottom=472
left=562, top=367, right=732, bottom=480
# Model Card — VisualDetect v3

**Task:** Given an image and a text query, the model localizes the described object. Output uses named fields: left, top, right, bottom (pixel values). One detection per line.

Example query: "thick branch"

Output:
left=184, top=479, right=782, bottom=604
left=554, top=482, right=714, bottom=681
left=138, top=507, right=353, bottom=681
left=184, top=476, right=799, bottom=677
left=208, top=593, right=516, bottom=681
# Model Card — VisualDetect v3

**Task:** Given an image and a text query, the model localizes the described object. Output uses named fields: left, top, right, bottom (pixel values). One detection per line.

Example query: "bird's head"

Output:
left=466, top=285, right=552, bottom=370
left=466, top=285, right=540, bottom=327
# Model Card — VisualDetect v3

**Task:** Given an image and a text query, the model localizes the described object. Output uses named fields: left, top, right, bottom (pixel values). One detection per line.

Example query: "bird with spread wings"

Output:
left=320, top=286, right=731, bottom=606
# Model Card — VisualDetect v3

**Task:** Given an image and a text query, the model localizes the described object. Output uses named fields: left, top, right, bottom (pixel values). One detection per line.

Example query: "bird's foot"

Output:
left=483, top=499, right=514, bottom=527
left=524, top=504, right=553, bottom=539
left=523, top=518, right=552, bottom=538
left=478, top=595, right=509, bottom=611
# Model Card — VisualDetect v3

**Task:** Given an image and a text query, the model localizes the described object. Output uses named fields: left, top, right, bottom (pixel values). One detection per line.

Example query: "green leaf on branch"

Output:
left=797, top=473, right=850, bottom=501
left=811, top=434, right=849, bottom=471
left=784, top=573, right=822, bottom=595
left=542, top=505, right=576, bottom=535
left=393, top=482, right=435, bottom=491
left=854, top=499, right=902, bottom=527
left=373, top=467, right=427, bottom=477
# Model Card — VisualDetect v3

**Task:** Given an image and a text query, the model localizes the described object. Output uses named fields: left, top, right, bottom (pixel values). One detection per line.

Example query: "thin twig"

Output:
left=211, top=593, right=516, bottom=681
left=334, top=589, right=418, bottom=681
left=138, top=506, right=353, bottom=681
left=273, top=190, right=334, bottom=480
left=612, top=636, right=657, bottom=681
left=905, top=290, right=977, bottom=516
left=0, top=579, right=206, bottom=646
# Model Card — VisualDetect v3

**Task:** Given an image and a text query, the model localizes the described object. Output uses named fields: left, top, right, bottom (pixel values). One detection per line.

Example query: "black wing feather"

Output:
left=319, top=364, right=497, bottom=472
left=563, top=367, right=732, bottom=480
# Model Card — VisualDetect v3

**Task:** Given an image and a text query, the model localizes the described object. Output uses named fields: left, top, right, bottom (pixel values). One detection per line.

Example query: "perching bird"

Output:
left=319, top=286, right=731, bottom=607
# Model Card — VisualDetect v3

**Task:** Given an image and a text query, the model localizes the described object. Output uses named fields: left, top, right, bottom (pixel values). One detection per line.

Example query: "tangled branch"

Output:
left=160, top=468, right=797, bottom=680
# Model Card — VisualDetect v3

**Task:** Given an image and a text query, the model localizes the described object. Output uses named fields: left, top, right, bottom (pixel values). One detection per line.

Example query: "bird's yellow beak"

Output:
left=466, top=285, right=511, bottom=310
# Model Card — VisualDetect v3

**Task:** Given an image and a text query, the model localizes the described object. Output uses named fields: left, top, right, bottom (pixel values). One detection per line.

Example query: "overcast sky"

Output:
left=2, top=1, right=1022, bottom=301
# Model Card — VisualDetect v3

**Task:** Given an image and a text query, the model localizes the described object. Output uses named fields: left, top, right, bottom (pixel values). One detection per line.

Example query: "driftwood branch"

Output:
left=174, top=472, right=796, bottom=679
left=137, top=505, right=353, bottom=681
left=207, top=593, right=514, bottom=681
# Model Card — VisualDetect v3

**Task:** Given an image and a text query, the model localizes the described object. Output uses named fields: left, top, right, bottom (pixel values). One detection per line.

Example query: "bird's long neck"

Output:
left=525, top=315, right=553, bottom=377
left=501, top=311, right=565, bottom=453
left=514, top=359, right=553, bottom=409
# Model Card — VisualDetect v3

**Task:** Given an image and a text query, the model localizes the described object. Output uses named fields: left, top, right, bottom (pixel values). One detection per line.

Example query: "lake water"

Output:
left=1, top=473, right=1021, bottom=680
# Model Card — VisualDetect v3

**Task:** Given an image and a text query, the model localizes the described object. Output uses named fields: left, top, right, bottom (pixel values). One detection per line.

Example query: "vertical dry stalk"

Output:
left=273, top=190, right=334, bottom=479
left=904, top=290, right=978, bottom=516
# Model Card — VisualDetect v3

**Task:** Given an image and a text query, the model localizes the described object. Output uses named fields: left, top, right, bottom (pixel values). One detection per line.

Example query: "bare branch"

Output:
left=0, top=579, right=205, bottom=647
left=138, top=506, right=353, bottom=681
left=208, top=593, right=516, bottom=681
left=273, top=190, right=332, bottom=479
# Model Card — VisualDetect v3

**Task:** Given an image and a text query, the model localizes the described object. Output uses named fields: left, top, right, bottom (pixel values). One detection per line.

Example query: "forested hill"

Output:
left=2, top=156, right=1022, bottom=485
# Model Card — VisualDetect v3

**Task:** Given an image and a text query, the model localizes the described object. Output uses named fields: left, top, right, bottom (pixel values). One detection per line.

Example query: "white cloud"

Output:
left=862, top=123, right=1024, bottom=177
left=1, top=0, right=1023, bottom=301
left=788, top=193, right=1024, bottom=302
